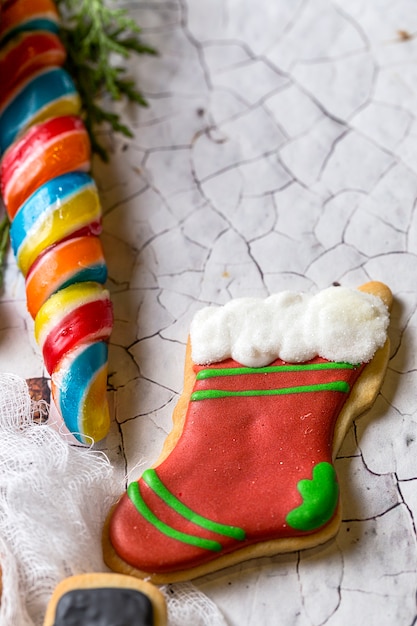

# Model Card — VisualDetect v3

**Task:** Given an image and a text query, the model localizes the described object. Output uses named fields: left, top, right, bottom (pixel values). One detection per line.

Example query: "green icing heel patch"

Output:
left=285, top=462, right=339, bottom=532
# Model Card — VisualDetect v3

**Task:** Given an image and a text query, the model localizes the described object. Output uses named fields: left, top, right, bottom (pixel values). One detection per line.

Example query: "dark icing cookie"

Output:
left=53, top=587, right=153, bottom=626
left=43, top=574, right=166, bottom=626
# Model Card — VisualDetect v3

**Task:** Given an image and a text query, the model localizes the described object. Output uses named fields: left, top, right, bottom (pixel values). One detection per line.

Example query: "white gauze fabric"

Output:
left=190, top=287, right=389, bottom=367
left=0, top=374, right=229, bottom=626
left=162, top=582, right=229, bottom=626
left=0, top=373, right=120, bottom=626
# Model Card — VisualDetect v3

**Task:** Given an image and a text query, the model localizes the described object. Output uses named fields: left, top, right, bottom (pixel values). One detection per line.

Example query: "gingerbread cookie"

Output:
left=105, top=281, right=391, bottom=582
left=42, top=573, right=167, bottom=626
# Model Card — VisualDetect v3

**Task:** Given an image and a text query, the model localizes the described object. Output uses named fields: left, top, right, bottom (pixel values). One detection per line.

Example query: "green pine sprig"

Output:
left=56, top=0, right=157, bottom=160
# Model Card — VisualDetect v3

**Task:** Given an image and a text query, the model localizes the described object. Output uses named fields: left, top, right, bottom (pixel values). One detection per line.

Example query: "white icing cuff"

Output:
left=190, top=287, right=389, bottom=367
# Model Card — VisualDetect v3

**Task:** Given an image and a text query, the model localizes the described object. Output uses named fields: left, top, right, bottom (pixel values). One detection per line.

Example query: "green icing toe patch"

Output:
left=286, top=462, right=339, bottom=532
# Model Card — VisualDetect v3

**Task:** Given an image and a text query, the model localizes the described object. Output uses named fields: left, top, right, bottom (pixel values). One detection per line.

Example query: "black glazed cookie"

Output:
left=43, top=573, right=167, bottom=626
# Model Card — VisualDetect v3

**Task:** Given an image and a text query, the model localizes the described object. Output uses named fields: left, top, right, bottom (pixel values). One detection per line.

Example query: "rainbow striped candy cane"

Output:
left=0, top=0, right=113, bottom=443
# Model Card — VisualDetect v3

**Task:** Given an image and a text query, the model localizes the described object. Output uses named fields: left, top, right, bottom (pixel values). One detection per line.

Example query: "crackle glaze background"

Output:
left=2, top=0, right=417, bottom=624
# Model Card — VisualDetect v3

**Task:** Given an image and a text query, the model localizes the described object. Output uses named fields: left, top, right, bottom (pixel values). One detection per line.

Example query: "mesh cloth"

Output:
left=0, top=373, right=228, bottom=626
left=162, top=582, right=228, bottom=626
left=0, top=373, right=120, bottom=624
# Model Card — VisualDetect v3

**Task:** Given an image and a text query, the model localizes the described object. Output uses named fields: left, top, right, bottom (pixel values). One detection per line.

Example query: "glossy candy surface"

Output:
left=34, top=281, right=113, bottom=374
left=0, top=67, right=81, bottom=154
left=0, top=31, right=66, bottom=110
left=52, top=342, right=111, bottom=444
left=1, top=115, right=91, bottom=218
left=0, top=0, right=60, bottom=46
left=0, top=0, right=113, bottom=445
left=34, top=282, right=113, bottom=444
left=25, top=235, right=107, bottom=319
left=10, top=171, right=102, bottom=276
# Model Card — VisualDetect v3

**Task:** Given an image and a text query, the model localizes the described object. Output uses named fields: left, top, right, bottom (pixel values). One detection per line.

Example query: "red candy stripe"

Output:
left=42, top=298, right=113, bottom=375
left=0, top=31, right=66, bottom=107
left=0, top=0, right=60, bottom=41
left=1, top=115, right=90, bottom=218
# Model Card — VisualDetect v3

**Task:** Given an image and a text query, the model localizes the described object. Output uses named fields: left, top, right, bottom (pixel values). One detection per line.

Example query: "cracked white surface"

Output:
left=1, top=0, right=417, bottom=624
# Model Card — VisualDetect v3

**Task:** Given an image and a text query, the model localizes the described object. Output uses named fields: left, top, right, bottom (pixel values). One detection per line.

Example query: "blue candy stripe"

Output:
left=0, top=67, right=79, bottom=153
left=59, top=264, right=108, bottom=293
left=10, top=171, right=96, bottom=255
left=0, top=18, right=60, bottom=47
left=57, top=342, right=108, bottom=442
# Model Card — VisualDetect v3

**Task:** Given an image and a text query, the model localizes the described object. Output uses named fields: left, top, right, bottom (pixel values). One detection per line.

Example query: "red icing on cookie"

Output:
left=108, top=357, right=364, bottom=575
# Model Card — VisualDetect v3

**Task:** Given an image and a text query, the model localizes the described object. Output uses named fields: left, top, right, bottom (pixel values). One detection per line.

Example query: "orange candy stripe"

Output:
left=4, top=129, right=90, bottom=219
left=0, top=0, right=59, bottom=40
left=25, top=236, right=106, bottom=319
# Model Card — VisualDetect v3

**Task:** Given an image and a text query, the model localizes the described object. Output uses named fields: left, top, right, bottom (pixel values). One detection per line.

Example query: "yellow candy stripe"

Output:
left=20, top=94, right=81, bottom=136
left=34, top=281, right=109, bottom=346
left=17, top=185, right=100, bottom=276
left=80, top=363, right=111, bottom=443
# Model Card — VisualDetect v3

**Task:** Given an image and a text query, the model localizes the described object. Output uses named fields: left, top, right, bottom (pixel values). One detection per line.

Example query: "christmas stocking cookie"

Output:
left=103, top=281, right=392, bottom=582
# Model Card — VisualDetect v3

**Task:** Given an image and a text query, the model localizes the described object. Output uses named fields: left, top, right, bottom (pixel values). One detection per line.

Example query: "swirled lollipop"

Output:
left=0, top=0, right=114, bottom=443
left=9, top=172, right=112, bottom=443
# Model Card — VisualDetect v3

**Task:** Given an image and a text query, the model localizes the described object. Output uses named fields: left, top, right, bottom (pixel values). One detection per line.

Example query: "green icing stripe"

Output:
left=142, top=469, right=246, bottom=541
left=197, top=362, right=356, bottom=380
left=127, top=481, right=223, bottom=552
left=191, top=381, right=350, bottom=401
